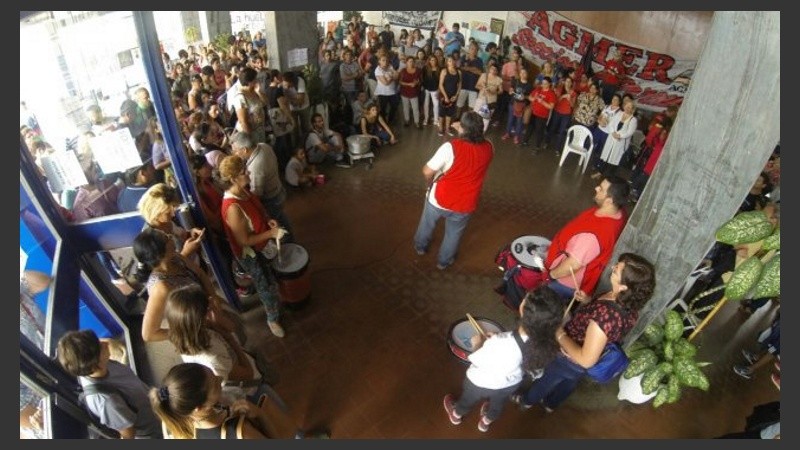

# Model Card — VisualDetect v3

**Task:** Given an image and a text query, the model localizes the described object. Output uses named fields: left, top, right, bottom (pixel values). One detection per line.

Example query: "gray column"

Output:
left=198, top=11, right=232, bottom=43
left=618, top=11, right=780, bottom=344
left=261, top=11, right=319, bottom=72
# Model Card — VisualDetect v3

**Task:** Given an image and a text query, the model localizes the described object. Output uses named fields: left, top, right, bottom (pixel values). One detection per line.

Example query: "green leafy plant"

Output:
left=623, top=310, right=710, bottom=408
left=301, top=63, right=323, bottom=107
left=685, top=210, right=779, bottom=318
left=184, top=26, right=200, bottom=45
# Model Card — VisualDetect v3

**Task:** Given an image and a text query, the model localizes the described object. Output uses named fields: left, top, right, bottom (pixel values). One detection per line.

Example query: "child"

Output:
left=57, top=329, right=163, bottom=438
left=285, top=147, right=318, bottom=188
left=443, top=285, right=564, bottom=432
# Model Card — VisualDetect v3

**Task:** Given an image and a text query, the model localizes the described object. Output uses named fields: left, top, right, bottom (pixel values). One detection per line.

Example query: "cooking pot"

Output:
left=346, top=134, right=372, bottom=155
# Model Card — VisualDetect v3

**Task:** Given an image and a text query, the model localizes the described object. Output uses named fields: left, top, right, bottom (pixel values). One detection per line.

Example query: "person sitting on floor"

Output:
left=304, top=113, right=349, bottom=167
left=285, top=147, right=318, bottom=188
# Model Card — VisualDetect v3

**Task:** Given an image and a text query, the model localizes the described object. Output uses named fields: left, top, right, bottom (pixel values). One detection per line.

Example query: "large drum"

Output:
left=509, top=235, right=551, bottom=269
left=270, top=243, right=311, bottom=307
left=447, top=317, right=505, bottom=364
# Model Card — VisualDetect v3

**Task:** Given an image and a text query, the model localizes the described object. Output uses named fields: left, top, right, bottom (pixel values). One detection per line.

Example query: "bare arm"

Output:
left=422, top=165, right=437, bottom=185
left=117, top=425, right=136, bottom=439
left=235, top=105, right=251, bottom=134
left=377, top=115, right=396, bottom=142
left=558, top=319, right=608, bottom=368
left=219, top=331, right=254, bottom=381
left=224, top=203, right=278, bottom=250
left=141, top=281, right=170, bottom=342
left=548, top=254, right=584, bottom=283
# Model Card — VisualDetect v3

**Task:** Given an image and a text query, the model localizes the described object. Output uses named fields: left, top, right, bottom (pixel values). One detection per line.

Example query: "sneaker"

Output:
left=501, top=133, right=511, bottom=141
left=771, top=372, right=780, bottom=390
left=436, top=262, right=452, bottom=270
left=733, top=364, right=752, bottom=380
left=437, top=129, right=445, bottom=137
left=540, top=402, right=554, bottom=414
left=741, top=349, right=759, bottom=365
left=415, top=246, right=426, bottom=256
left=443, top=394, right=462, bottom=425
left=268, top=321, right=285, bottom=338
left=478, top=415, right=493, bottom=433
left=513, top=136, right=520, bottom=145
left=510, top=394, right=532, bottom=411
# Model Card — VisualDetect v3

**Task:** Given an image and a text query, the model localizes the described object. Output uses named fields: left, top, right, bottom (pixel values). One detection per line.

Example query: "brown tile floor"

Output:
left=233, top=122, right=778, bottom=438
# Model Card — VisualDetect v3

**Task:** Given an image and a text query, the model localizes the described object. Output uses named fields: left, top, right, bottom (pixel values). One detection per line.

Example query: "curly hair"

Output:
left=519, top=285, right=566, bottom=373
left=616, top=252, right=656, bottom=312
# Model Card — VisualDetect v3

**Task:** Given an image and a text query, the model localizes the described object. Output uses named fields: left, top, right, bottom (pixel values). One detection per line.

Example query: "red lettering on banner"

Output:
left=615, top=44, right=643, bottom=76
left=637, top=52, right=675, bottom=83
left=592, top=37, right=614, bottom=64
left=575, top=30, right=595, bottom=56
left=552, top=20, right=578, bottom=50
left=636, top=87, right=684, bottom=108
left=525, top=11, right=552, bottom=40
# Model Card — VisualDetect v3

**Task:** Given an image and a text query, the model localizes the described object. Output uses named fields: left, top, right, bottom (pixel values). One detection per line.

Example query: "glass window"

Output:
left=20, top=11, right=157, bottom=222
left=19, top=379, right=48, bottom=439
left=20, top=186, right=55, bottom=353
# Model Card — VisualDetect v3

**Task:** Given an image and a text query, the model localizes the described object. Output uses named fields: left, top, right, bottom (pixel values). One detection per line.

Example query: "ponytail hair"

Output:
left=150, top=363, right=212, bottom=439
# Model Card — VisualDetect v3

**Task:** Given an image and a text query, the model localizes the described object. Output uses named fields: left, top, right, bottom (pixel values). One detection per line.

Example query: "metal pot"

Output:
left=346, top=134, right=372, bottom=155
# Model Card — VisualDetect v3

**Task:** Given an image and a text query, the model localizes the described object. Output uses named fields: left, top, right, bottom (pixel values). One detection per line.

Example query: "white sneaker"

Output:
left=268, top=321, right=285, bottom=338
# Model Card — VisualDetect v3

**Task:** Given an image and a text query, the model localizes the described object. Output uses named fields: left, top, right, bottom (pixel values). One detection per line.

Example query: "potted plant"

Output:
left=682, top=209, right=779, bottom=336
left=618, top=310, right=710, bottom=407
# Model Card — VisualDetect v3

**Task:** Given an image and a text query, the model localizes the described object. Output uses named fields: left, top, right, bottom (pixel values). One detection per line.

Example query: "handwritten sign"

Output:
left=287, top=48, right=308, bottom=69
left=90, top=128, right=143, bottom=175
left=40, top=150, right=88, bottom=193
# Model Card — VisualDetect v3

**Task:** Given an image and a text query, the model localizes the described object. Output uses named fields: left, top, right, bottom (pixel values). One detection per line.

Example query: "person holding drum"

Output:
left=511, top=253, right=655, bottom=413
left=218, top=155, right=287, bottom=338
left=443, top=285, right=564, bottom=433
left=543, top=175, right=630, bottom=301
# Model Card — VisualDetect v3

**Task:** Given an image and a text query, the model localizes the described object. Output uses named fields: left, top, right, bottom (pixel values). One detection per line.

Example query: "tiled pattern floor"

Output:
left=223, top=122, right=776, bottom=438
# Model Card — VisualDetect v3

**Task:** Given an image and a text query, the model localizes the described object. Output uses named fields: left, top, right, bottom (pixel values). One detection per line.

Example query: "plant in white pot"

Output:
left=618, top=310, right=710, bottom=407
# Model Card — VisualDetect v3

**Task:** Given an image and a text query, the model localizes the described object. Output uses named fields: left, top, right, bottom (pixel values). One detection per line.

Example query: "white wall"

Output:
left=440, top=11, right=509, bottom=32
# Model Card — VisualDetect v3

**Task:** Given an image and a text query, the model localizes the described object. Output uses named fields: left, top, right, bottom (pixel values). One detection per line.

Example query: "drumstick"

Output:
left=564, top=266, right=579, bottom=319
left=466, top=313, right=487, bottom=338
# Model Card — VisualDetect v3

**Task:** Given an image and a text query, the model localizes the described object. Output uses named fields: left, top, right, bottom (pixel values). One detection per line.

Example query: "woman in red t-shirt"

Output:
left=546, top=77, right=577, bottom=153
left=522, top=77, right=557, bottom=150
left=399, top=56, right=423, bottom=128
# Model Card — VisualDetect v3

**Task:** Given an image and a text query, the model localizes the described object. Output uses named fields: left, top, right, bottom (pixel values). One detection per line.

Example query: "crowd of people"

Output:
left=19, top=15, right=780, bottom=440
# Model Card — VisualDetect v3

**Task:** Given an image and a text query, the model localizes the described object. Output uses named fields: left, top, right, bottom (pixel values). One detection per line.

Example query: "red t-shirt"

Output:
left=553, top=86, right=577, bottom=115
left=529, top=87, right=557, bottom=119
left=602, top=60, right=624, bottom=85
left=399, top=68, right=422, bottom=98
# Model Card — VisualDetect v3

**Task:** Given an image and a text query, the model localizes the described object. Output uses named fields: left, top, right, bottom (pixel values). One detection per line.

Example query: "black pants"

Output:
left=378, top=94, right=400, bottom=124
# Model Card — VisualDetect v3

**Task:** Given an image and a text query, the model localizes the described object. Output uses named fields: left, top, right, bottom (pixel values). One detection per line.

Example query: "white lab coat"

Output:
left=600, top=113, right=638, bottom=166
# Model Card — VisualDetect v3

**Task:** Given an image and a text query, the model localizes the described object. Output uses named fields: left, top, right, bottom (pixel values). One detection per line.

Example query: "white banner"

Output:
left=384, top=11, right=442, bottom=30
left=90, top=128, right=143, bottom=175
left=506, top=11, right=696, bottom=112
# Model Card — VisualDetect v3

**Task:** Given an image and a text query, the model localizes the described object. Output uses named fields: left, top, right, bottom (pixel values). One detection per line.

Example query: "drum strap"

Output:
left=511, top=329, right=525, bottom=351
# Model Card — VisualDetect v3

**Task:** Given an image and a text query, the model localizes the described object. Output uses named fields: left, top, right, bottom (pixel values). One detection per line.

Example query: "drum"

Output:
left=509, top=235, right=551, bottom=269
left=446, top=317, right=505, bottom=364
left=270, top=243, right=311, bottom=306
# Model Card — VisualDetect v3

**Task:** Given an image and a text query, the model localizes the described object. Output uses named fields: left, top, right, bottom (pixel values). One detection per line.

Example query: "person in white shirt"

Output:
left=443, top=286, right=565, bottom=432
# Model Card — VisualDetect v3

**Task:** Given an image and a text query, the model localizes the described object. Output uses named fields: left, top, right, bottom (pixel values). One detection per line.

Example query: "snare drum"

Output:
left=446, top=317, right=506, bottom=364
left=509, top=235, right=551, bottom=269
left=270, top=243, right=311, bottom=306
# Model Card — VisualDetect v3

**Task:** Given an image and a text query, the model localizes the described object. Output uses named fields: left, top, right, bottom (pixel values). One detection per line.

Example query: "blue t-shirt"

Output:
left=460, top=56, right=484, bottom=91
left=444, top=31, right=465, bottom=56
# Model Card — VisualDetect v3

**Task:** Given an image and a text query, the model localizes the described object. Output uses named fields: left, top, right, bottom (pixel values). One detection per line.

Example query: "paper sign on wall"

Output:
left=287, top=48, right=308, bottom=68
left=40, top=150, right=89, bottom=193
left=90, top=128, right=143, bottom=175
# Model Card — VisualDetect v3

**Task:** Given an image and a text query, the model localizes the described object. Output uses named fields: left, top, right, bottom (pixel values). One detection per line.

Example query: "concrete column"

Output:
left=261, top=11, right=319, bottom=72
left=616, top=11, right=780, bottom=345
left=198, top=11, right=232, bottom=44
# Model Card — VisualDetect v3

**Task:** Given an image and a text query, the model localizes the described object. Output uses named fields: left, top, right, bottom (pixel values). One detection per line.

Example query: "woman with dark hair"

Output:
left=443, top=285, right=565, bottom=432
left=512, top=253, right=656, bottom=412
left=232, top=67, right=267, bottom=144
left=413, top=111, right=494, bottom=270
left=151, top=363, right=273, bottom=439
left=133, top=227, right=236, bottom=343
left=438, top=56, right=462, bottom=137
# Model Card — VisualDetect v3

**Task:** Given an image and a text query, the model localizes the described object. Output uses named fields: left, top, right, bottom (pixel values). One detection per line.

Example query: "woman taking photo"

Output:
left=218, top=155, right=287, bottom=338
left=512, top=253, right=656, bottom=412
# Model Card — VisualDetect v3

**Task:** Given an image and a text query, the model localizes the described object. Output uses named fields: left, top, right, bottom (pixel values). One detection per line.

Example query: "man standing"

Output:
left=230, top=132, right=294, bottom=240
left=379, top=24, right=395, bottom=51
left=413, top=111, right=494, bottom=270
left=544, top=176, right=629, bottom=300
left=444, top=23, right=465, bottom=58
left=457, top=42, right=484, bottom=117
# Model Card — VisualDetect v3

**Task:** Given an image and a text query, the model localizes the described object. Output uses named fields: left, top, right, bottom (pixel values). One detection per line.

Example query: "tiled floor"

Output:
left=216, top=121, right=777, bottom=438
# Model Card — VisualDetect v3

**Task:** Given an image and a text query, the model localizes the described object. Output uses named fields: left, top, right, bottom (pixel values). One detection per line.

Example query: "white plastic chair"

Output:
left=558, top=125, right=594, bottom=174
left=665, top=266, right=715, bottom=332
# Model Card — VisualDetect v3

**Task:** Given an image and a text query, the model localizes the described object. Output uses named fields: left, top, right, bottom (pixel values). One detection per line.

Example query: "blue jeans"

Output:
left=238, top=252, right=280, bottom=322
left=413, top=200, right=472, bottom=267
left=454, top=377, right=520, bottom=422
left=522, top=353, right=586, bottom=410
left=506, top=103, right=524, bottom=138
left=547, top=111, right=572, bottom=150
left=548, top=279, right=575, bottom=303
